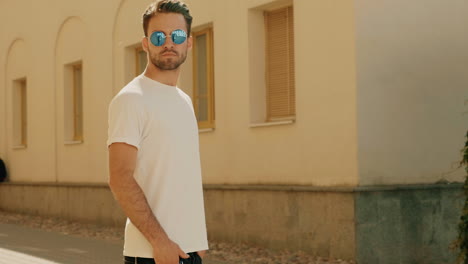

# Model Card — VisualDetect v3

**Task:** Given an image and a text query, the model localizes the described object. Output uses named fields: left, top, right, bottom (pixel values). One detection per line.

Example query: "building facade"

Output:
left=0, top=0, right=467, bottom=263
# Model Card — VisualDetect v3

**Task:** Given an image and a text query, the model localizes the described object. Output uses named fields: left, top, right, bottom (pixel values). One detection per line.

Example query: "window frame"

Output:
left=135, top=46, right=147, bottom=76
left=192, top=27, right=215, bottom=129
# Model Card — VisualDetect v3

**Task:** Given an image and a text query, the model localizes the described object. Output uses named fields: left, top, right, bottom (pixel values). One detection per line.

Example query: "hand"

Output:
left=152, top=238, right=189, bottom=264
left=197, top=250, right=207, bottom=259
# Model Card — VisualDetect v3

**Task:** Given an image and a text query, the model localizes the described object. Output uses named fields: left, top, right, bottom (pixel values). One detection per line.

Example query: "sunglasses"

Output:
left=149, top=29, right=187, bottom=46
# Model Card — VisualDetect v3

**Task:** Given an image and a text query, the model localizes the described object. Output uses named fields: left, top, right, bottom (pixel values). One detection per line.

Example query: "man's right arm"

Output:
left=108, top=142, right=188, bottom=264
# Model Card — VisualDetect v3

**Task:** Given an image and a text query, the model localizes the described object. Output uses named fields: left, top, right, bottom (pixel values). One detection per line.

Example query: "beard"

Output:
left=149, top=49, right=187, bottom=71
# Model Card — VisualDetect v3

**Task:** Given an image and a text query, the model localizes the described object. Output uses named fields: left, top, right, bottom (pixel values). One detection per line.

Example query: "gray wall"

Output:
left=355, top=184, right=462, bottom=264
left=355, top=0, right=468, bottom=185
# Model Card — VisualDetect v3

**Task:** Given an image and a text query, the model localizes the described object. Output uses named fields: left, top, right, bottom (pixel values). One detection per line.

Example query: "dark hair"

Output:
left=142, top=0, right=193, bottom=37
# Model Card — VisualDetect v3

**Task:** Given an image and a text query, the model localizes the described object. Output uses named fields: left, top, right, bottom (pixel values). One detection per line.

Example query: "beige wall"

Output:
left=1, top=0, right=118, bottom=183
left=354, top=0, right=468, bottom=185
left=0, top=0, right=359, bottom=187
left=0, top=0, right=357, bottom=186
left=181, top=0, right=359, bottom=186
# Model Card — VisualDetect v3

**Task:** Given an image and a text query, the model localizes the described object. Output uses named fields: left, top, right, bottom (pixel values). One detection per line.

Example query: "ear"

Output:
left=187, top=35, right=193, bottom=51
left=142, top=36, right=149, bottom=52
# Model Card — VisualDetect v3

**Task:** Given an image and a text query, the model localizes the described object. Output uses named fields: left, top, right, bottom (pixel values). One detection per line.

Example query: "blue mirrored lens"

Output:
left=172, top=29, right=187, bottom=45
left=150, top=31, right=166, bottom=46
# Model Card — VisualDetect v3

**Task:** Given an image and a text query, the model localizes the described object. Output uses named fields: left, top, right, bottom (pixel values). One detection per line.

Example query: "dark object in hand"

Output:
left=179, top=252, right=202, bottom=264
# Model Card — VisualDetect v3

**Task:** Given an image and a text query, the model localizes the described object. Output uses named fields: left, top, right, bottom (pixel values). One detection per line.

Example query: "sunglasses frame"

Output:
left=149, top=29, right=188, bottom=47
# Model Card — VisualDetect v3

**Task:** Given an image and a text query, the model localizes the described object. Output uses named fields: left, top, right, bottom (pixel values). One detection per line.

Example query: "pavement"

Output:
left=0, top=223, right=219, bottom=264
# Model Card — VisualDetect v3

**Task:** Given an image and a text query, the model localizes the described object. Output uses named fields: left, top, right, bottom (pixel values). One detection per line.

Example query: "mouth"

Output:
left=161, top=51, right=177, bottom=56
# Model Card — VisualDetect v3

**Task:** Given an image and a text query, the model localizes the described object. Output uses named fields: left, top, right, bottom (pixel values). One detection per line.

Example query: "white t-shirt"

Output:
left=107, top=74, right=209, bottom=257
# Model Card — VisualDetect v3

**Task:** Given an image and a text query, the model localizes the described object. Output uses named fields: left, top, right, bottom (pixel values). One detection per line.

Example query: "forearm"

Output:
left=109, top=173, right=168, bottom=245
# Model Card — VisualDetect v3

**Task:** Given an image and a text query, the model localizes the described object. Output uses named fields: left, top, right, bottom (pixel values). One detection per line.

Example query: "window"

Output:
left=13, top=78, right=27, bottom=147
left=192, top=27, right=215, bottom=129
left=265, top=6, right=295, bottom=120
left=64, top=62, right=83, bottom=142
left=135, top=47, right=147, bottom=76
left=72, top=64, right=83, bottom=141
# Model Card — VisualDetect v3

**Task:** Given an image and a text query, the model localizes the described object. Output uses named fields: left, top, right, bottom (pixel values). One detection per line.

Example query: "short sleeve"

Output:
left=178, top=89, right=196, bottom=116
left=107, top=93, right=145, bottom=149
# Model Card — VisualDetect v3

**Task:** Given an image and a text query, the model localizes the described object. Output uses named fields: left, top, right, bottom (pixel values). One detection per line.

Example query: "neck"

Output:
left=143, top=64, right=180, bottom=87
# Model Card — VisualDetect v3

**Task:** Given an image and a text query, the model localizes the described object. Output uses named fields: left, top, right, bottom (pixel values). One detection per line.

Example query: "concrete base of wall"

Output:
left=0, top=182, right=462, bottom=263
left=0, top=182, right=126, bottom=226
left=203, top=185, right=356, bottom=260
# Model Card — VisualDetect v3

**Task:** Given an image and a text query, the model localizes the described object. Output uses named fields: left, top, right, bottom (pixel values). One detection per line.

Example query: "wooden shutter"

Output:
left=73, top=64, right=83, bottom=141
left=13, top=78, right=28, bottom=147
left=135, top=47, right=147, bottom=76
left=20, top=79, right=27, bottom=146
left=265, top=6, right=295, bottom=120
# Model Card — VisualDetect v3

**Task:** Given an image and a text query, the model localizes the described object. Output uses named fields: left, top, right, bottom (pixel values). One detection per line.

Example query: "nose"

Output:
left=162, top=35, right=174, bottom=49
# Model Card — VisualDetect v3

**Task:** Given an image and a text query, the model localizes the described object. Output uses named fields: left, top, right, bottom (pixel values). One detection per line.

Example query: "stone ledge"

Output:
left=204, top=183, right=463, bottom=192
left=203, top=184, right=355, bottom=192
left=1, top=181, right=463, bottom=192
left=354, top=182, right=462, bottom=192
left=0, top=181, right=109, bottom=188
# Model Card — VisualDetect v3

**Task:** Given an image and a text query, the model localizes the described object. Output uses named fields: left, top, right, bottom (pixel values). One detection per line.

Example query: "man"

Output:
left=107, top=1, right=208, bottom=263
